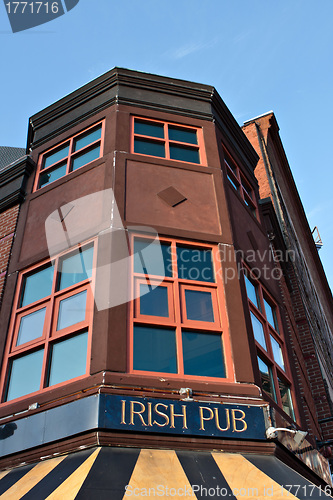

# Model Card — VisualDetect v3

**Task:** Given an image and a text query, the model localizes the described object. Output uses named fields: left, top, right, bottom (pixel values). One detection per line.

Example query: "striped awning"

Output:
left=0, top=447, right=332, bottom=499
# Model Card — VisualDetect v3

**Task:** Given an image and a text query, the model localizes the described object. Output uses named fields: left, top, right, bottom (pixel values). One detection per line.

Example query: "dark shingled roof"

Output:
left=0, top=146, right=26, bottom=172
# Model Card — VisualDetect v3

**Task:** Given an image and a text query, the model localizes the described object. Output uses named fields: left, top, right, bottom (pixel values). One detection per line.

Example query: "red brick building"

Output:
left=0, top=70, right=331, bottom=498
left=243, top=114, right=333, bottom=445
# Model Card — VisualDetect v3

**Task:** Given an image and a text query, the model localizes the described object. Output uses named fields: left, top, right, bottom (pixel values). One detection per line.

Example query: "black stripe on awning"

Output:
left=20, top=448, right=94, bottom=500
left=0, top=447, right=332, bottom=499
left=76, top=447, right=141, bottom=500
left=244, top=454, right=332, bottom=500
left=177, top=450, right=237, bottom=499
left=0, top=462, right=36, bottom=495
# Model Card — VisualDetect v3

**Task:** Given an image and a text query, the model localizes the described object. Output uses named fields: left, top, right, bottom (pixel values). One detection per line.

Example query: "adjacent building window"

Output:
left=130, top=236, right=232, bottom=380
left=1, top=243, right=95, bottom=402
left=244, top=270, right=295, bottom=419
left=35, top=122, right=104, bottom=190
left=132, top=117, right=206, bottom=165
left=224, top=151, right=258, bottom=218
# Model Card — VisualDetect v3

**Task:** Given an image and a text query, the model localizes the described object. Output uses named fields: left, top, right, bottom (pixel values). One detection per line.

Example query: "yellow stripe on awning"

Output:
left=45, top=447, right=101, bottom=499
left=126, top=449, right=197, bottom=498
left=0, top=447, right=330, bottom=498
left=212, top=452, right=299, bottom=499
left=0, top=455, right=66, bottom=500
left=0, top=471, right=10, bottom=482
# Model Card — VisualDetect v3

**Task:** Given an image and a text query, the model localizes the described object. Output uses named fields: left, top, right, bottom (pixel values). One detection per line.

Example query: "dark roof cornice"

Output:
left=28, top=68, right=258, bottom=173
left=0, top=156, right=35, bottom=211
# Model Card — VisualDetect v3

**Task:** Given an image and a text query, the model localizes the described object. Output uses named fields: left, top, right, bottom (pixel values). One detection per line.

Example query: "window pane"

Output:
left=241, top=177, right=253, bottom=199
left=185, top=290, right=214, bottom=322
left=134, top=239, right=172, bottom=278
left=74, top=126, right=101, bottom=152
left=48, top=331, right=88, bottom=387
left=134, top=120, right=164, bottom=139
left=133, top=326, right=177, bottom=373
left=21, top=264, right=54, bottom=307
left=225, top=158, right=237, bottom=175
left=17, top=308, right=46, bottom=346
left=182, top=331, right=225, bottom=377
left=57, top=291, right=87, bottom=330
left=264, top=298, right=277, bottom=330
left=169, top=145, right=200, bottom=164
left=168, top=126, right=197, bottom=145
left=72, top=145, right=100, bottom=171
left=6, top=349, right=44, bottom=401
left=227, top=174, right=238, bottom=191
left=139, top=285, right=169, bottom=317
left=134, top=138, right=165, bottom=158
left=250, top=313, right=267, bottom=350
left=244, top=275, right=260, bottom=309
left=58, top=245, right=93, bottom=290
left=278, top=378, right=295, bottom=419
left=43, top=144, right=69, bottom=169
left=39, top=162, right=67, bottom=188
left=270, top=335, right=284, bottom=370
left=257, top=357, right=276, bottom=401
left=177, top=247, right=214, bottom=282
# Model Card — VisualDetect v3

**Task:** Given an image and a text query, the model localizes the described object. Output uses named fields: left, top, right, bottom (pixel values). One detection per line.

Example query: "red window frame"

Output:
left=134, top=278, right=175, bottom=325
left=0, top=241, right=97, bottom=404
left=244, top=266, right=296, bottom=419
left=34, top=121, right=105, bottom=191
left=129, top=235, right=233, bottom=382
left=131, top=116, right=207, bottom=165
left=224, top=150, right=259, bottom=219
left=179, top=284, right=221, bottom=329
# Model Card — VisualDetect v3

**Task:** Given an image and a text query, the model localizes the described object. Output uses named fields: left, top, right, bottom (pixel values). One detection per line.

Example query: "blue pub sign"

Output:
left=99, top=394, right=267, bottom=440
left=0, top=394, right=267, bottom=459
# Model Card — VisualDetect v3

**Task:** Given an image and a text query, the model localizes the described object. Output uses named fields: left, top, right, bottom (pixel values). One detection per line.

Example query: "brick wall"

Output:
left=0, top=205, right=19, bottom=307
left=243, top=118, right=333, bottom=442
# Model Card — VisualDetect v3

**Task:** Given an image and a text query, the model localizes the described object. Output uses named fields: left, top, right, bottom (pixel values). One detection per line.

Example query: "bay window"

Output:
left=35, top=122, right=104, bottom=191
left=1, top=242, right=95, bottom=402
left=244, top=269, right=295, bottom=419
left=130, top=236, right=232, bottom=380
left=132, top=117, right=206, bottom=165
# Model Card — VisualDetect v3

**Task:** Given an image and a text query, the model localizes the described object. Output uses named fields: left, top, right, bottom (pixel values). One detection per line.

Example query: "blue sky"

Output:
left=1, top=0, right=332, bottom=290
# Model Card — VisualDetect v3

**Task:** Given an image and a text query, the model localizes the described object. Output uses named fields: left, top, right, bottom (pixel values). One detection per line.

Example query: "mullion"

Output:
left=73, top=125, right=102, bottom=153
left=67, top=136, right=75, bottom=174
left=134, top=133, right=165, bottom=143
left=226, top=167, right=239, bottom=184
left=40, top=255, right=60, bottom=389
left=258, top=286, right=287, bottom=370
left=257, top=350, right=277, bottom=401
left=269, top=326, right=282, bottom=345
left=171, top=241, right=184, bottom=374
left=243, top=191, right=255, bottom=206
left=271, top=364, right=282, bottom=407
left=252, top=292, right=275, bottom=361
left=276, top=371, right=294, bottom=415
left=42, top=142, right=70, bottom=171
left=70, top=139, right=101, bottom=158
left=240, top=181, right=253, bottom=199
left=11, top=301, right=50, bottom=353
left=169, top=139, right=199, bottom=148
left=164, top=122, right=171, bottom=159
left=41, top=159, right=67, bottom=175
left=249, top=303, right=267, bottom=326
